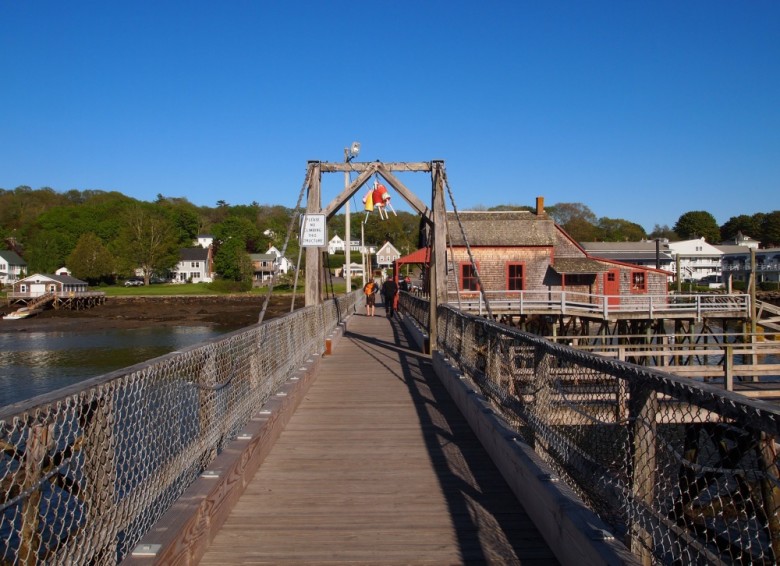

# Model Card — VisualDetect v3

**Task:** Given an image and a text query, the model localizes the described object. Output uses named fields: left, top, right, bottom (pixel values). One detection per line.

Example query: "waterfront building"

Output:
left=376, top=241, right=401, bottom=267
left=171, top=247, right=214, bottom=283
left=11, top=273, right=88, bottom=297
left=721, top=246, right=780, bottom=285
left=580, top=240, right=675, bottom=272
left=0, top=250, right=26, bottom=286
left=667, top=238, right=723, bottom=282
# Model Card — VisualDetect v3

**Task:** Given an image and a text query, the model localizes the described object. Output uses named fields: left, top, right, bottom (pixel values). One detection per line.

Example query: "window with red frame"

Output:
left=461, top=263, right=479, bottom=291
left=507, top=263, right=524, bottom=290
left=631, top=271, right=646, bottom=292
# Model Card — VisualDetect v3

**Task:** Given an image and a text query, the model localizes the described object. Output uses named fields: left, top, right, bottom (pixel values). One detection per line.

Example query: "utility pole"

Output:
left=344, top=142, right=360, bottom=293
left=344, top=148, right=351, bottom=294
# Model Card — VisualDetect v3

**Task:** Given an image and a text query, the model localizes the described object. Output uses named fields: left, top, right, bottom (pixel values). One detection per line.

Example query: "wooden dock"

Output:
left=198, top=312, right=558, bottom=565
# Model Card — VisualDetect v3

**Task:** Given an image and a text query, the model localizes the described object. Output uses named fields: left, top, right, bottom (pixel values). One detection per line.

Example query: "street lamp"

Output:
left=344, top=141, right=360, bottom=293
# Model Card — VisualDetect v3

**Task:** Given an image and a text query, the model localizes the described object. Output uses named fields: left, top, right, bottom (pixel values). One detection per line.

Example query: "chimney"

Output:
left=536, top=196, right=545, bottom=216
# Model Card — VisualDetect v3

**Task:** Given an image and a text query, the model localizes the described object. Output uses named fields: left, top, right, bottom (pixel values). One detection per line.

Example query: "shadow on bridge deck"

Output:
left=198, top=310, right=559, bottom=565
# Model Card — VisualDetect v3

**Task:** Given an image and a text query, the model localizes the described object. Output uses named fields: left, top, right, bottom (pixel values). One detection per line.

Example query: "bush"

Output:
left=207, top=278, right=252, bottom=293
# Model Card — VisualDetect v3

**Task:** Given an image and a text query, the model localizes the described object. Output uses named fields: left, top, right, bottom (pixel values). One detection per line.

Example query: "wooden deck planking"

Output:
left=199, top=313, right=559, bottom=565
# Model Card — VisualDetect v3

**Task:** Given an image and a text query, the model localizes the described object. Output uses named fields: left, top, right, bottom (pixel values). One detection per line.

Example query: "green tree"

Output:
left=649, top=224, right=678, bottom=241
left=673, top=211, right=720, bottom=242
left=759, top=211, right=780, bottom=247
left=213, top=215, right=262, bottom=252
left=488, top=204, right=534, bottom=212
left=67, top=233, right=115, bottom=284
left=154, top=195, right=203, bottom=244
left=720, top=214, right=762, bottom=242
left=214, top=237, right=253, bottom=283
left=561, top=216, right=601, bottom=242
left=545, top=202, right=599, bottom=242
left=596, top=217, right=647, bottom=242
left=547, top=202, right=598, bottom=227
left=24, top=231, right=70, bottom=273
left=114, top=205, right=181, bottom=284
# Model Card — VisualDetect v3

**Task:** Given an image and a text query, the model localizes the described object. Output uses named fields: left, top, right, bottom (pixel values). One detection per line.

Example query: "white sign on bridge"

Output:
left=300, top=214, right=327, bottom=247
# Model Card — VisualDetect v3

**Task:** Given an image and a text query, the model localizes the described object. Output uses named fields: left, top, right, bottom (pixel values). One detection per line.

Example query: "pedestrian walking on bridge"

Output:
left=381, top=277, right=398, bottom=319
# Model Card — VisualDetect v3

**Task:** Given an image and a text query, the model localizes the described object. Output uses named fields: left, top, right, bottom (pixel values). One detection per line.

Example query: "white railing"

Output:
left=6, top=290, right=106, bottom=299
left=447, top=290, right=751, bottom=319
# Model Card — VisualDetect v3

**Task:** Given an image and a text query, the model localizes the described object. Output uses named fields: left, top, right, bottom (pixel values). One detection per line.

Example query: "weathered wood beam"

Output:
left=321, top=165, right=378, bottom=219
left=305, top=162, right=322, bottom=306
left=429, top=160, right=447, bottom=353
left=375, top=163, right=431, bottom=220
left=318, top=161, right=431, bottom=173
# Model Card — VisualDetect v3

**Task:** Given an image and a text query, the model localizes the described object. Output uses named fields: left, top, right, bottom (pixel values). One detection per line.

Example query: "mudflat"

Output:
left=0, top=295, right=304, bottom=333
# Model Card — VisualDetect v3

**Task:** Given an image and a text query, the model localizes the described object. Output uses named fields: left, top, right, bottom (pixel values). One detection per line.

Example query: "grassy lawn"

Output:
left=3, top=280, right=351, bottom=299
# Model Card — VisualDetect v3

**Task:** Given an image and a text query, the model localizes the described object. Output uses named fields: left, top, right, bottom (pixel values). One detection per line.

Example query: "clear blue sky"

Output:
left=1, top=1, right=778, bottom=233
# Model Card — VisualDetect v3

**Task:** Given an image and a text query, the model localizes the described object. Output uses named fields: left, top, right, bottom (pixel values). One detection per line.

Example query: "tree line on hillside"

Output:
left=1, top=186, right=778, bottom=286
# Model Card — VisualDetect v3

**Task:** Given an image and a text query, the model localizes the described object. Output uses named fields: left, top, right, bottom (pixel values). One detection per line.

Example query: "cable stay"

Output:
left=258, top=166, right=313, bottom=324
left=441, top=167, right=494, bottom=321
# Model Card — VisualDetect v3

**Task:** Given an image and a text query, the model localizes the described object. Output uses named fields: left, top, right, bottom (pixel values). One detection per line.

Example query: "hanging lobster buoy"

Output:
left=372, top=183, right=388, bottom=208
left=362, top=187, right=375, bottom=212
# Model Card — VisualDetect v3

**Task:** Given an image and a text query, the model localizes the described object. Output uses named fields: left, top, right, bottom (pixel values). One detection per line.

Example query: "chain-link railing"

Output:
left=402, top=294, right=780, bottom=565
left=0, top=293, right=360, bottom=565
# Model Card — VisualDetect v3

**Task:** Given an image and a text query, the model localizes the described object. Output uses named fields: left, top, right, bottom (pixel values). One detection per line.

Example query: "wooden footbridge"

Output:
left=2, top=160, right=779, bottom=564
left=186, top=312, right=562, bottom=565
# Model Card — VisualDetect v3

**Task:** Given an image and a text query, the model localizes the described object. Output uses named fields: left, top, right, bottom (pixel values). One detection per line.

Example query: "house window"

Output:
left=631, top=271, right=646, bottom=292
left=565, top=274, right=593, bottom=286
left=190, top=272, right=200, bottom=280
left=506, top=263, right=524, bottom=291
left=460, top=263, right=479, bottom=291
left=191, top=261, right=200, bottom=268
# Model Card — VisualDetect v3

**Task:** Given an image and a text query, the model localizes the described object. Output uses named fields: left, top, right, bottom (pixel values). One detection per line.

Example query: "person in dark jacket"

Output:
left=381, top=278, right=399, bottom=318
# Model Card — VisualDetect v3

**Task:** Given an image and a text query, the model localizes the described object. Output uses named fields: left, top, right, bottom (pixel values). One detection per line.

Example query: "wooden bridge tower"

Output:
left=303, top=159, right=447, bottom=350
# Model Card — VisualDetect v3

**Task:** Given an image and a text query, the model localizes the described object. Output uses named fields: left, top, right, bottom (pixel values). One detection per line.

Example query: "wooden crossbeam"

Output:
left=318, top=161, right=432, bottom=173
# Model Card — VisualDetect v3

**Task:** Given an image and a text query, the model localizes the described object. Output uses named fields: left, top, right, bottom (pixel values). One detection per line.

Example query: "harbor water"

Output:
left=0, top=325, right=236, bottom=407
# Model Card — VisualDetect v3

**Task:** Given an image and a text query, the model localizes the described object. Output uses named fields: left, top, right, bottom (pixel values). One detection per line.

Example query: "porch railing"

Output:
left=447, top=290, right=751, bottom=320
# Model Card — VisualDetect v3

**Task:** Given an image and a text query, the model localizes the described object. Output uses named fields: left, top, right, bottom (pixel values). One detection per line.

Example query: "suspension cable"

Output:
left=258, top=165, right=313, bottom=324
left=290, top=242, right=304, bottom=312
left=441, top=167, right=494, bottom=321
left=323, top=250, right=335, bottom=299
left=448, top=239, right=462, bottom=311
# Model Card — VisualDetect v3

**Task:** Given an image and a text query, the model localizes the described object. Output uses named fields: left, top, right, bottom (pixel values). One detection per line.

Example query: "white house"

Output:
left=328, top=235, right=345, bottom=254
left=720, top=232, right=760, bottom=250
left=0, top=250, right=26, bottom=286
left=375, top=242, right=401, bottom=267
left=667, top=238, right=724, bottom=281
left=196, top=234, right=214, bottom=248
left=328, top=235, right=362, bottom=255
left=171, top=247, right=213, bottom=283
left=339, top=262, right=365, bottom=279
left=266, top=246, right=293, bottom=274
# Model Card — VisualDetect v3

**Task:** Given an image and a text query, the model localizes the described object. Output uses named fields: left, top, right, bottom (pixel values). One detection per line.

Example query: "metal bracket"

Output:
left=132, top=543, right=161, bottom=557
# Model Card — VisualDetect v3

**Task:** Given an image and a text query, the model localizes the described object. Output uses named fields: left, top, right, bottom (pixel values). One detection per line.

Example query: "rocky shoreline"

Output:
left=0, top=295, right=305, bottom=333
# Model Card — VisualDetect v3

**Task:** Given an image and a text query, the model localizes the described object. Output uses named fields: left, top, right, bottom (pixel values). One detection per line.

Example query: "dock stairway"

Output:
left=6, top=293, right=55, bottom=318
left=757, top=300, right=780, bottom=332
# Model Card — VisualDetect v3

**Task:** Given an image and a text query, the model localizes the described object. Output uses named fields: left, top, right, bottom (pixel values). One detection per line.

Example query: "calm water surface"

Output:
left=0, top=326, right=236, bottom=407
